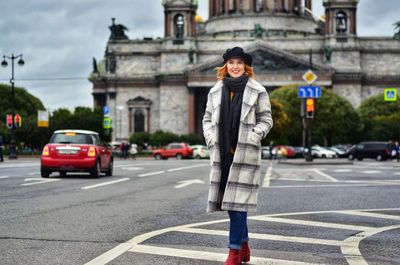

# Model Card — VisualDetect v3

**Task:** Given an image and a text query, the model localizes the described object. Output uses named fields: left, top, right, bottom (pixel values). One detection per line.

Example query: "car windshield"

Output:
left=50, top=133, right=93, bottom=144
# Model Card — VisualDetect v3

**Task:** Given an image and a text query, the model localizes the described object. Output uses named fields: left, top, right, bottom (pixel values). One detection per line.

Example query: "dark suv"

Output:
left=348, top=141, right=391, bottom=161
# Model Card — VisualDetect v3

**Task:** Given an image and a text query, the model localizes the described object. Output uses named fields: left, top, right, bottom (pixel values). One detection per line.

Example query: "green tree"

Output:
left=358, top=93, right=400, bottom=141
left=394, top=21, right=400, bottom=40
left=149, top=130, right=180, bottom=147
left=129, top=131, right=151, bottom=147
left=270, top=85, right=361, bottom=146
left=0, top=84, right=46, bottom=150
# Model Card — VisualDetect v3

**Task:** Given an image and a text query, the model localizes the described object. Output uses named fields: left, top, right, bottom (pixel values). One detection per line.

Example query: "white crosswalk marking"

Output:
left=86, top=207, right=400, bottom=265
left=334, top=169, right=352, bottom=173
left=362, top=170, right=381, bottom=174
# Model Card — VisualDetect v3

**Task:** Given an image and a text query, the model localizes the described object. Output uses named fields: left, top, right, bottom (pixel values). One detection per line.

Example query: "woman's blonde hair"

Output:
left=215, top=63, right=255, bottom=80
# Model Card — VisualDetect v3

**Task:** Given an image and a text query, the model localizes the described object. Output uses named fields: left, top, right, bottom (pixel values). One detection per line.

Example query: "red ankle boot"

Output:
left=224, top=249, right=241, bottom=265
left=239, top=241, right=250, bottom=263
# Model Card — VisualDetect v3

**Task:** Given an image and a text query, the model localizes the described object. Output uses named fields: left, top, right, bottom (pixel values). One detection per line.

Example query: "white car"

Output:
left=191, top=145, right=210, bottom=159
left=311, top=146, right=337, bottom=159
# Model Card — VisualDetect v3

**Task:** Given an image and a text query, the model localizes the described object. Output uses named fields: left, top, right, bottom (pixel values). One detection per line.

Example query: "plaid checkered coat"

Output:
left=202, top=78, right=273, bottom=212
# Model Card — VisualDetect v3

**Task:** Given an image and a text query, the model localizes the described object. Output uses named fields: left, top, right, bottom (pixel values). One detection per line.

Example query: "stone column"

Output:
left=129, top=107, right=132, bottom=133
left=188, top=88, right=195, bottom=134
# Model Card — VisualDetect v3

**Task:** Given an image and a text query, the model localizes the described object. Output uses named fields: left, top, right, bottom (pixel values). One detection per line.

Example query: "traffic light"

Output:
left=306, top=98, right=315, bottom=119
left=6, top=114, right=13, bottom=128
left=14, top=114, right=22, bottom=128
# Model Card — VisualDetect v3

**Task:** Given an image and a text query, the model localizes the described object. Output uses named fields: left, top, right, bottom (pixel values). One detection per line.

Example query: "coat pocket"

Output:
left=248, top=130, right=261, bottom=145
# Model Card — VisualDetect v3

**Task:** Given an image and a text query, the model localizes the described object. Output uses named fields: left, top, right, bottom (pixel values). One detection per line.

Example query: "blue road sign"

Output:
left=298, top=86, right=322, bottom=98
left=103, top=106, right=110, bottom=116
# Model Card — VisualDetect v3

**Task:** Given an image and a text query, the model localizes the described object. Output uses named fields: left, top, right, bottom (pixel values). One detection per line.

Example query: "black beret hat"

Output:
left=223, top=47, right=253, bottom=66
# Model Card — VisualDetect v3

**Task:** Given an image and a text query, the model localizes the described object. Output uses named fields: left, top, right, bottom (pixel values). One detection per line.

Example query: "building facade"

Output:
left=90, top=0, right=400, bottom=141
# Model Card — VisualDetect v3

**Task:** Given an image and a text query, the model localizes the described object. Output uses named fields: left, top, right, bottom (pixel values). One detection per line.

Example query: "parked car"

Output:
left=311, top=146, right=337, bottom=158
left=152, top=142, right=193, bottom=160
left=272, top=145, right=296, bottom=158
left=261, top=146, right=271, bottom=159
left=292, top=146, right=305, bottom=158
left=41, top=130, right=113, bottom=178
left=191, top=145, right=210, bottom=159
left=348, top=141, right=391, bottom=161
left=327, top=147, right=348, bottom=158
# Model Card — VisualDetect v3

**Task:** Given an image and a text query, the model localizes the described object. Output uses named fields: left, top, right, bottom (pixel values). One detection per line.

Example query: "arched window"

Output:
left=134, top=109, right=145, bottom=132
left=335, top=11, right=348, bottom=33
left=174, top=14, right=184, bottom=39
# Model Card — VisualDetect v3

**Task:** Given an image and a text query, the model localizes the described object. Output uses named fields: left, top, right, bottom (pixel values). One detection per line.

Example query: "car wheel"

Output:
left=348, top=154, right=354, bottom=161
left=59, top=171, right=67, bottom=177
left=155, top=154, right=162, bottom=160
left=376, top=154, right=383, bottom=161
left=176, top=153, right=183, bottom=160
left=90, top=159, right=101, bottom=178
left=105, top=158, right=113, bottom=177
left=41, top=167, right=50, bottom=178
left=195, top=155, right=201, bottom=159
left=357, top=157, right=363, bottom=161
left=321, top=155, right=326, bottom=159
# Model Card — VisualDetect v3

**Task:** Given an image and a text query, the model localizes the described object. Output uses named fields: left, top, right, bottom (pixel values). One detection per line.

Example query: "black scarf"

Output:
left=218, top=74, right=248, bottom=193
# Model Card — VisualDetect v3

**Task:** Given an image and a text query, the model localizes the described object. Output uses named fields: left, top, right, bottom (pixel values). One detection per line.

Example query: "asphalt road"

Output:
left=1, top=157, right=400, bottom=265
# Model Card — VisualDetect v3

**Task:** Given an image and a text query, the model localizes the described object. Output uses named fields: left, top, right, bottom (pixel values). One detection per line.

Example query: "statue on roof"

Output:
left=109, top=18, right=129, bottom=40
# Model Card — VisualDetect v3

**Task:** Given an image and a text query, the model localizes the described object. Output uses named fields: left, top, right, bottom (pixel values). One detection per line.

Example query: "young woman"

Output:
left=202, top=47, right=273, bottom=265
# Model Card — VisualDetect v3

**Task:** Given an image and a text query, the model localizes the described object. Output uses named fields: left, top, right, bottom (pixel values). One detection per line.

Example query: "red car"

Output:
left=41, top=130, right=113, bottom=178
left=152, top=142, right=193, bottom=160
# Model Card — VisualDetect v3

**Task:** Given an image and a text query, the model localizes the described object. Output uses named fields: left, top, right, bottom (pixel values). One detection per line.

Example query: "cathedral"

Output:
left=90, top=0, right=400, bottom=141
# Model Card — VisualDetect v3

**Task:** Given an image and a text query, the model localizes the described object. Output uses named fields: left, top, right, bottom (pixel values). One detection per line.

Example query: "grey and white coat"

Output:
left=202, top=78, right=273, bottom=212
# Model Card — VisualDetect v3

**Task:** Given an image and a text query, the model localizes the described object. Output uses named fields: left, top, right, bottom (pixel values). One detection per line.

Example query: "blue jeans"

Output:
left=228, top=210, right=249, bottom=250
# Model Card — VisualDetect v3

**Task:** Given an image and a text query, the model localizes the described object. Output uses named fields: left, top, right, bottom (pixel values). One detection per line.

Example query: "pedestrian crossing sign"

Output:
left=384, top=88, right=397, bottom=101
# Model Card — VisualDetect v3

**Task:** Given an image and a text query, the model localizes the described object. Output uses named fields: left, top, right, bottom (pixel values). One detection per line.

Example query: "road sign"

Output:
left=103, top=117, right=111, bottom=129
left=298, top=86, right=321, bottom=98
left=103, top=106, right=110, bottom=116
left=384, top=88, right=397, bottom=101
left=38, top=110, right=49, bottom=127
left=302, top=70, right=318, bottom=85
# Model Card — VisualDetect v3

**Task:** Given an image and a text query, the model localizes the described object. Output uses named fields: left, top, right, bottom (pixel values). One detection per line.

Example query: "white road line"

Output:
left=0, top=176, right=10, bottom=179
left=121, top=167, right=143, bottom=171
left=333, top=169, right=352, bottom=173
left=21, top=178, right=61, bottom=186
left=311, top=169, right=338, bottom=182
left=361, top=170, right=381, bottom=174
left=269, top=183, right=400, bottom=189
left=341, top=224, right=400, bottom=265
left=174, top=179, right=205, bottom=189
left=176, top=227, right=343, bottom=246
left=338, top=210, right=400, bottom=221
left=85, top=207, right=400, bottom=265
left=394, top=172, right=400, bottom=175
left=28, top=172, right=39, bottom=176
left=129, top=244, right=317, bottom=265
left=137, top=171, right=164, bottom=177
left=81, top=178, right=130, bottom=190
left=167, top=164, right=208, bottom=172
left=262, top=165, right=272, bottom=188
left=249, top=216, right=373, bottom=231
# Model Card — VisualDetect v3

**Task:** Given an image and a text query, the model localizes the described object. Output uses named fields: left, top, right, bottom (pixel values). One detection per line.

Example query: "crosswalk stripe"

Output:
left=129, top=244, right=319, bottom=265
left=338, top=210, right=400, bottom=221
left=176, top=227, right=342, bottom=246
left=137, top=171, right=164, bottom=177
left=249, top=216, right=373, bottom=231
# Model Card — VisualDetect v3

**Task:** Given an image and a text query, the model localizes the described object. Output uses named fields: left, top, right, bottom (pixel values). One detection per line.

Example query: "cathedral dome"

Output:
left=205, top=0, right=320, bottom=37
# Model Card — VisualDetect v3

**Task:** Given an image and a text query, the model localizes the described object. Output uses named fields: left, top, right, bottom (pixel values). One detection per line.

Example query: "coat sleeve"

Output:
left=253, top=90, right=273, bottom=139
left=202, top=91, right=214, bottom=146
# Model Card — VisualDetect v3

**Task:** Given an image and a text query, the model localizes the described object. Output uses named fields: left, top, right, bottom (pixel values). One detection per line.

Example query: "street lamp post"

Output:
left=1, top=53, right=25, bottom=159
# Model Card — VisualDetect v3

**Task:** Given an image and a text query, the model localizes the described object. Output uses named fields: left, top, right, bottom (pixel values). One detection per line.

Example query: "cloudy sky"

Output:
left=0, top=0, right=398, bottom=111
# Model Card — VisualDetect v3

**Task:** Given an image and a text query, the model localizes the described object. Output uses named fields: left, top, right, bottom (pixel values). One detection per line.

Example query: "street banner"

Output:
left=38, top=110, right=49, bottom=127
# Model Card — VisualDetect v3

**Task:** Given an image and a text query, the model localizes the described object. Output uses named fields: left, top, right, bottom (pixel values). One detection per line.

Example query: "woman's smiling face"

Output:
left=227, top=58, right=245, bottom=78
